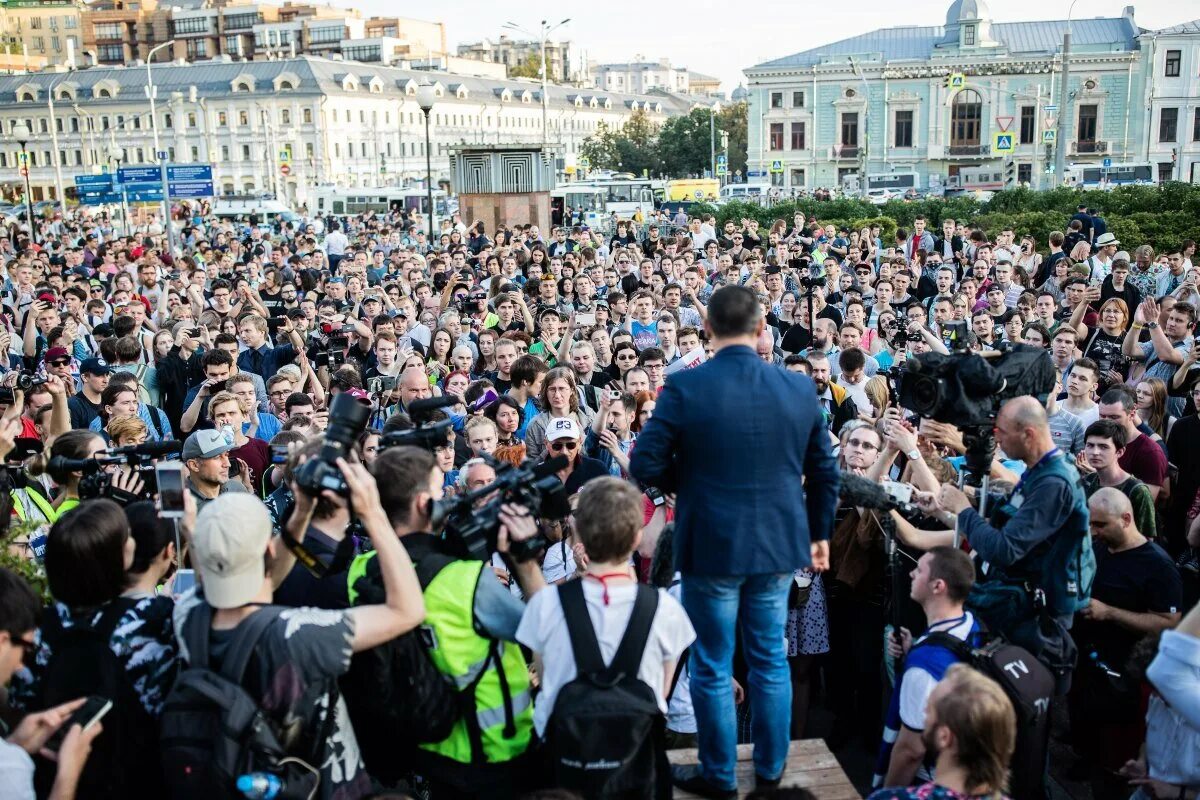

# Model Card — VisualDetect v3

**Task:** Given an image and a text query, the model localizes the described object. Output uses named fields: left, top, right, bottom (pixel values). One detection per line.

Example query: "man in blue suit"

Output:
left=630, top=285, right=840, bottom=798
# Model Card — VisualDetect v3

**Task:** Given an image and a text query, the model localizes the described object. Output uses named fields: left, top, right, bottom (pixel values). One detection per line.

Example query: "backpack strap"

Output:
left=219, top=607, right=285, bottom=684
left=414, top=551, right=456, bottom=590
left=911, top=630, right=972, bottom=662
left=181, top=602, right=214, bottom=670
left=607, top=584, right=659, bottom=680
left=559, top=578, right=606, bottom=676
left=147, top=407, right=165, bottom=440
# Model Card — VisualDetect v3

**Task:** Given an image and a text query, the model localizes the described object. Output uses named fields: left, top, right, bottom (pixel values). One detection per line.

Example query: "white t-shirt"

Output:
left=516, top=580, right=695, bottom=737
left=0, top=737, right=35, bottom=800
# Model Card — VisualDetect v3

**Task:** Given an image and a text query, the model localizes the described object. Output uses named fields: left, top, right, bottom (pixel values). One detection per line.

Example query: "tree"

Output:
left=719, top=101, right=749, bottom=177
left=657, top=101, right=749, bottom=179
left=578, top=110, right=661, bottom=176
left=579, top=122, right=621, bottom=171
left=508, top=52, right=543, bottom=80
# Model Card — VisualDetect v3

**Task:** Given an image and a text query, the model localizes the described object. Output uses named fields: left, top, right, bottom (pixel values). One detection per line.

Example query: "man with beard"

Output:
left=867, top=666, right=1016, bottom=800
left=807, top=351, right=856, bottom=436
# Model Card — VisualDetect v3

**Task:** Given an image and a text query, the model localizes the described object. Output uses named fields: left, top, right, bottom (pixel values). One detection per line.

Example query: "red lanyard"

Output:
left=585, top=572, right=633, bottom=605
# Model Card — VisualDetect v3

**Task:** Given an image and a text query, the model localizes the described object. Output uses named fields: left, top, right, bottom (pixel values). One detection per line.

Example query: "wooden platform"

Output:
left=668, top=740, right=860, bottom=799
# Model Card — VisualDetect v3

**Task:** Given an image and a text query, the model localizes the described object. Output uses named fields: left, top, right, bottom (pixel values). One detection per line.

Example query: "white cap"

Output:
left=191, top=494, right=272, bottom=609
left=545, top=416, right=581, bottom=442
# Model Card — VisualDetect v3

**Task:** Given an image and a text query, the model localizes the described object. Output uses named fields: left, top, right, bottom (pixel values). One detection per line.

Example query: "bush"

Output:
left=711, top=184, right=1200, bottom=254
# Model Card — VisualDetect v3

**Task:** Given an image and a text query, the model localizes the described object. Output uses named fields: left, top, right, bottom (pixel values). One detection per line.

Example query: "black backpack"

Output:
left=547, top=580, right=671, bottom=800
left=915, top=632, right=1054, bottom=800
left=34, top=598, right=164, bottom=797
left=340, top=551, right=464, bottom=782
left=159, top=604, right=329, bottom=800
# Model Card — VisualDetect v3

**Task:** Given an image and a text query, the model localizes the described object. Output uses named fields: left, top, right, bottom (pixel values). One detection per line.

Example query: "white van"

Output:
left=718, top=184, right=768, bottom=202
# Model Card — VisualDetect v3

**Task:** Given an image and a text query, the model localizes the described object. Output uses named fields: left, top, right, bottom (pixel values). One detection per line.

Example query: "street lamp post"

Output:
left=417, top=83, right=438, bottom=244
left=709, top=102, right=721, bottom=181
left=46, top=76, right=68, bottom=220
left=12, top=121, right=36, bottom=244
left=504, top=18, right=570, bottom=145
left=849, top=56, right=872, bottom=196
left=108, top=144, right=130, bottom=234
left=146, top=39, right=177, bottom=256
left=1052, top=0, right=1080, bottom=188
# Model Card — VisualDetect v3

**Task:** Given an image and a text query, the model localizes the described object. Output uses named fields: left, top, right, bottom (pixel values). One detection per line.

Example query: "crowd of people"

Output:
left=0, top=196, right=1197, bottom=800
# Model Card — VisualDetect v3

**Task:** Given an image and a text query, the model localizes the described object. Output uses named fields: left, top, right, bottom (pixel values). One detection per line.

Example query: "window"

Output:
left=186, top=39, right=207, bottom=59
left=134, top=148, right=143, bottom=163
left=894, top=110, right=913, bottom=147
left=168, top=147, right=175, bottom=161
left=33, top=37, right=44, bottom=53
left=790, top=122, right=805, bottom=150
left=1158, top=162, right=1173, bottom=183
left=790, top=168, right=805, bottom=187
left=841, top=112, right=859, bottom=146
left=280, top=109, right=291, bottom=125
left=38, top=119, right=47, bottom=134
left=302, top=108, right=312, bottom=124
left=1077, top=104, right=1097, bottom=144
left=241, top=145, right=250, bottom=160
left=97, top=45, right=122, bottom=62
left=963, top=24, right=975, bottom=45
left=1165, top=49, right=1181, bottom=77
left=30, top=17, right=42, bottom=29
left=348, top=143, right=355, bottom=158
left=307, top=25, right=343, bottom=44
left=217, top=111, right=228, bottom=127
left=190, top=146, right=199, bottom=160
left=66, top=17, right=76, bottom=29
left=1160, top=107, right=1178, bottom=142
left=1194, top=108, right=1200, bottom=142
left=305, top=142, right=314, bottom=159
left=55, top=118, right=63, bottom=133
left=791, top=91, right=805, bottom=108
left=224, top=12, right=259, bottom=30
left=173, top=16, right=210, bottom=35
left=221, top=145, right=230, bottom=160
left=51, top=36, right=60, bottom=52
left=224, top=35, right=240, bottom=53
left=769, top=122, right=784, bottom=150
left=69, top=117, right=78, bottom=132
left=770, top=91, right=783, bottom=109
left=1018, top=163, right=1032, bottom=184
left=238, top=110, right=248, bottom=126
left=950, top=90, right=982, bottom=146
left=187, top=112, right=196, bottom=127
left=163, top=113, right=172, bottom=128
left=1019, top=105, right=1035, bottom=144
left=93, top=23, right=122, bottom=40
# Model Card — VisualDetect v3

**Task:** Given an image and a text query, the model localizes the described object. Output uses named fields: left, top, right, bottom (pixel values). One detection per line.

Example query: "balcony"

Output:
left=1071, top=140, right=1108, bottom=155
left=946, top=143, right=991, bottom=158
left=829, top=145, right=859, bottom=160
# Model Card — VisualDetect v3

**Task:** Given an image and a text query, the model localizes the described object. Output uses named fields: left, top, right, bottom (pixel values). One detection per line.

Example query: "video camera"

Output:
left=295, top=392, right=371, bottom=497
left=432, top=456, right=572, bottom=563
left=378, top=396, right=458, bottom=452
left=58, top=440, right=183, bottom=503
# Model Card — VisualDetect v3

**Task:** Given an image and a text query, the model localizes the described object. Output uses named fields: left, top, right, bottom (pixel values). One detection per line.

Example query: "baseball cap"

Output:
left=43, top=346, right=70, bottom=363
left=546, top=417, right=581, bottom=442
left=182, top=429, right=236, bottom=461
left=191, top=494, right=272, bottom=609
left=79, top=357, right=112, bottom=376
left=341, top=388, right=370, bottom=403
left=37, top=291, right=57, bottom=303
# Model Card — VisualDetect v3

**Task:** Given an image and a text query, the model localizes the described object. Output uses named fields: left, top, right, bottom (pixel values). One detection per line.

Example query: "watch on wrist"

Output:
left=906, top=448, right=921, bottom=461
left=1146, top=321, right=1159, bottom=329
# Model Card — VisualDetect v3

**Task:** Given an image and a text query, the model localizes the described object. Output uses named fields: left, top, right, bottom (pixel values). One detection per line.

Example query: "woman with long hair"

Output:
left=524, top=366, right=594, bottom=462
left=1136, top=378, right=1174, bottom=440
left=10, top=498, right=176, bottom=796
left=1081, top=298, right=1132, bottom=389
left=632, top=390, right=657, bottom=434
left=475, top=327, right=499, bottom=377
left=425, top=327, right=455, bottom=385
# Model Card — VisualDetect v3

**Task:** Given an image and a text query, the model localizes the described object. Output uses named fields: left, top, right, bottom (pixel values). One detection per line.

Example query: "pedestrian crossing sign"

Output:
left=993, top=132, right=1014, bottom=153
left=1042, top=130, right=1056, bottom=144
left=770, top=160, right=783, bottom=173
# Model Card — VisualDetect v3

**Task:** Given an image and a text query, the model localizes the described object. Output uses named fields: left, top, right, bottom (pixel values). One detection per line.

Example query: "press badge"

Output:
left=420, top=624, right=439, bottom=650
left=29, top=532, right=47, bottom=562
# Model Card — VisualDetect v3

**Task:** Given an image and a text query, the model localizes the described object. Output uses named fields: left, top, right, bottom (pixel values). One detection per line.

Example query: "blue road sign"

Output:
left=1102, top=157, right=1112, bottom=168
left=166, top=164, right=215, bottom=199
left=73, top=173, right=121, bottom=205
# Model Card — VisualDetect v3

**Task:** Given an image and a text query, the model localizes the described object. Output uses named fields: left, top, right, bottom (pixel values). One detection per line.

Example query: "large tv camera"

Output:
left=379, top=396, right=458, bottom=452
left=898, top=343, right=1057, bottom=487
left=57, top=440, right=183, bottom=503
left=431, top=455, right=572, bottom=563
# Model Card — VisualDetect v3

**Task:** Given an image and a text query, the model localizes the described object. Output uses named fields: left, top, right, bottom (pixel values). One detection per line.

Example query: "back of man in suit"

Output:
left=631, top=285, right=839, bottom=798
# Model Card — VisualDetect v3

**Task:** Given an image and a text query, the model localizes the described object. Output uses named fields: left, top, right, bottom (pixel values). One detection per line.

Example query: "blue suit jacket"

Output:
left=629, top=345, right=839, bottom=577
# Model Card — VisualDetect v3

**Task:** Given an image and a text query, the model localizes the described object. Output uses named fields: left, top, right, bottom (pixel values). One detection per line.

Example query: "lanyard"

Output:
left=1013, top=448, right=1061, bottom=496
left=585, top=571, right=634, bottom=606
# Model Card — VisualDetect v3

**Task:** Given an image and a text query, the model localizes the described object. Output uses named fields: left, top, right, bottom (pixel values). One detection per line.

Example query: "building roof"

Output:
left=1153, top=19, right=1200, bottom=35
left=0, top=54, right=693, bottom=113
left=751, top=15, right=1140, bottom=69
left=687, top=70, right=720, bottom=83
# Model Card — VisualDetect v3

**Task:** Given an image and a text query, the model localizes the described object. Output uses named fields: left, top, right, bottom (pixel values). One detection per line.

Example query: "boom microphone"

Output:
left=838, top=472, right=903, bottom=512
left=406, top=395, right=460, bottom=423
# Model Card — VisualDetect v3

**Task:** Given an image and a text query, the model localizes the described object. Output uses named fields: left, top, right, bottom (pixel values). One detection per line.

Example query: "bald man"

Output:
left=915, top=397, right=1093, bottom=638
left=1070, top=488, right=1181, bottom=792
left=397, top=365, right=432, bottom=411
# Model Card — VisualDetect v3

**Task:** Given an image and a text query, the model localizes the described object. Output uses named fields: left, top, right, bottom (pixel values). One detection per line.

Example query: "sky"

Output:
left=348, top=0, right=1190, bottom=93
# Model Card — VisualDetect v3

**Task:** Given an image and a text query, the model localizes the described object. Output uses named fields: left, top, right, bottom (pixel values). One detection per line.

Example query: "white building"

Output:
left=0, top=54, right=691, bottom=206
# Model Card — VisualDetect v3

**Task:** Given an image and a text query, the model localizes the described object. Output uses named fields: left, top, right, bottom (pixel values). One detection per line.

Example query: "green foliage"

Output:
left=0, top=520, right=51, bottom=603
left=578, top=102, right=749, bottom=180
left=508, top=53, right=543, bottom=80
left=713, top=185, right=1200, bottom=253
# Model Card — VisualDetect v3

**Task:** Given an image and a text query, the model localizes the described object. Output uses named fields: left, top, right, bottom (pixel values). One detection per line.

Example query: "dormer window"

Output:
left=963, top=24, right=975, bottom=45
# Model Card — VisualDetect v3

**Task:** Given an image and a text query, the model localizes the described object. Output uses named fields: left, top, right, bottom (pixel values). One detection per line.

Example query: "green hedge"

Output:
left=713, top=184, right=1200, bottom=253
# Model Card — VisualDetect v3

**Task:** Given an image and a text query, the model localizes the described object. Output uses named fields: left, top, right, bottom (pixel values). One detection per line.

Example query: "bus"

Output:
left=666, top=178, right=719, bottom=202
left=551, top=186, right=607, bottom=230
left=569, top=177, right=666, bottom=219
left=944, top=167, right=1004, bottom=198
left=311, top=186, right=451, bottom=221
left=1063, top=162, right=1155, bottom=189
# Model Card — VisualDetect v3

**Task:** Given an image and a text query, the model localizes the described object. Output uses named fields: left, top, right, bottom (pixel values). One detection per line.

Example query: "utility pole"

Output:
left=1052, top=0, right=1079, bottom=188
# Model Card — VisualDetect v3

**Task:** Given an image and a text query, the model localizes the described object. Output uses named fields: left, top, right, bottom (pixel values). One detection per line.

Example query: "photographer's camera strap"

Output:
left=280, top=528, right=356, bottom=579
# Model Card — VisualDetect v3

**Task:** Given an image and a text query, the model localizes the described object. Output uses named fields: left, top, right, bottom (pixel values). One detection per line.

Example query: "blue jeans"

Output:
left=681, top=572, right=792, bottom=789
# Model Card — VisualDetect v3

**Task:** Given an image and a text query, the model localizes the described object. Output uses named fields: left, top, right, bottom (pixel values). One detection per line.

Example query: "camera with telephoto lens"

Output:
left=431, top=457, right=572, bottom=563
left=379, top=396, right=459, bottom=452
left=15, top=372, right=48, bottom=393
left=64, top=440, right=182, bottom=503
left=295, top=392, right=371, bottom=497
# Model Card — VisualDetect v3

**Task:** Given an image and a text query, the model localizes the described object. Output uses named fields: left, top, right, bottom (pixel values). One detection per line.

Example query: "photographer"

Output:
left=898, top=397, right=1092, bottom=680
left=351, top=446, right=544, bottom=799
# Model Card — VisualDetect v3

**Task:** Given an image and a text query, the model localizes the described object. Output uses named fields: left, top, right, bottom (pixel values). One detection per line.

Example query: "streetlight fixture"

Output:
left=503, top=18, right=570, bottom=144
left=12, top=121, right=36, bottom=243
left=416, top=83, right=438, bottom=243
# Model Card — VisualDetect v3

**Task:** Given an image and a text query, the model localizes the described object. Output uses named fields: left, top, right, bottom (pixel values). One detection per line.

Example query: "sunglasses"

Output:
left=48, top=359, right=69, bottom=367
left=550, top=440, right=579, bottom=451
left=845, top=438, right=880, bottom=450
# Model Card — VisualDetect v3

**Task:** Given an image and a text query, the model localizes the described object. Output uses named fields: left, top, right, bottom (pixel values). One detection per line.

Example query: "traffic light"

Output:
left=942, top=75, right=952, bottom=88
left=1004, top=160, right=1016, bottom=187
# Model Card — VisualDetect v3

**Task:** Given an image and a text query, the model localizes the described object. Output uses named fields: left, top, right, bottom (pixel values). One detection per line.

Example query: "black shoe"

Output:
left=671, top=764, right=737, bottom=800
left=756, top=773, right=783, bottom=791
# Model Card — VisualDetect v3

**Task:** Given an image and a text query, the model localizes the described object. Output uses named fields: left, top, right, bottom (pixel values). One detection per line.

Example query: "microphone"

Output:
left=838, top=472, right=903, bottom=512
left=108, top=440, right=183, bottom=458
left=406, top=395, right=460, bottom=423
left=48, top=455, right=99, bottom=474
left=533, top=455, right=569, bottom=477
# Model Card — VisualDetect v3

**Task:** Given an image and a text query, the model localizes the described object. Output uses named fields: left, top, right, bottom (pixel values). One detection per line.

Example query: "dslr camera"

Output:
left=295, top=392, right=371, bottom=497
